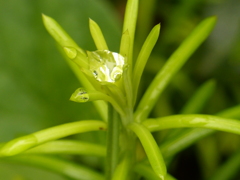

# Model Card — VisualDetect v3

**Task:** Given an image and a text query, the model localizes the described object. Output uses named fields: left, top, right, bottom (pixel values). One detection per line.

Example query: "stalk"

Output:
left=106, top=104, right=136, bottom=179
left=106, top=104, right=121, bottom=179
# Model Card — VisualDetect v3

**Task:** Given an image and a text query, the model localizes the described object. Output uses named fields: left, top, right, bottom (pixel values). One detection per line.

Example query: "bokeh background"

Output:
left=0, top=0, right=240, bottom=179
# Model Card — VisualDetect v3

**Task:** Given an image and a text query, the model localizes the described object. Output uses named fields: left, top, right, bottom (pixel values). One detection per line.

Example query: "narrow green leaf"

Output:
left=58, top=46, right=108, bottom=122
left=120, top=0, right=139, bottom=67
left=2, top=155, right=104, bottom=180
left=143, top=114, right=240, bottom=135
left=128, top=122, right=166, bottom=180
left=134, top=162, right=177, bottom=180
left=70, top=88, right=126, bottom=117
left=134, top=16, right=217, bottom=123
left=134, top=162, right=162, bottom=180
left=24, top=140, right=106, bottom=157
left=43, top=15, right=108, bottom=121
left=209, top=151, right=240, bottom=180
left=119, top=30, right=134, bottom=110
left=133, top=24, right=161, bottom=105
left=89, top=18, right=109, bottom=50
left=160, top=128, right=212, bottom=159
left=217, top=104, right=240, bottom=119
left=159, top=79, right=216, bottom=162
left=119, top=30, right=130, bottom=57
left=180, top=79, right=216, bottom=114
left=0, top=120, right=107, bottom=156
left=158, top=105, right=240, bottom=160
left=42, top=14, right=85, bottom=55
left=112, top=154, right=131, bottom=180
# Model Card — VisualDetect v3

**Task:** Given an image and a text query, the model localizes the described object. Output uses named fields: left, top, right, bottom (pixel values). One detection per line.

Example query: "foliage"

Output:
left=0, top=0, right=240, bottom=179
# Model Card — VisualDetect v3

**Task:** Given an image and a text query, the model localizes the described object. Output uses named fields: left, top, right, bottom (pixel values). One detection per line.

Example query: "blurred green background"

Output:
left=0, top=0, right=239, bottom=179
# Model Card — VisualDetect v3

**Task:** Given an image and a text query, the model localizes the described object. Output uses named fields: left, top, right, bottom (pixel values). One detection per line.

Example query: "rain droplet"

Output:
left=87, top=50, right=126, bottom=83
left=70, top=88, right=89, bottom=103
left=63, top=47, right=77, bottom=59
left=111, top=66, right=122, bottom=81
left=93, top=70, right=98, bottom=77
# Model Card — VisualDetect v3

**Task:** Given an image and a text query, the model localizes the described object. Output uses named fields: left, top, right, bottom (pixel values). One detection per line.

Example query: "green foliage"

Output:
left=1, top=0, right=240, bottom=180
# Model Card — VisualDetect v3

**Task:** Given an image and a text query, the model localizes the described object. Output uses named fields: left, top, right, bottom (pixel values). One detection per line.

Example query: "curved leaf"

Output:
left=143, top=114, right=240, bottom=135
left=0, top=120, right=106, bottom=156
left=134, top=17, right=217, bottom=123
left=128, top=122, right=166, bottom=180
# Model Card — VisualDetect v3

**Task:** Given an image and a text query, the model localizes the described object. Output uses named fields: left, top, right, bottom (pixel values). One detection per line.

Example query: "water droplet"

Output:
left=87, top=50, right=126, bottom=83
left=63, top=47, right=77, bottom=59
left=70, top=88, right=89, bottom=103
left=93, top=70, right=98, bottom=78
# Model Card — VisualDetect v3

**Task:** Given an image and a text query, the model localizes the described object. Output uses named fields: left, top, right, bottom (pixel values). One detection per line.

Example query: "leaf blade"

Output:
left=143, top=114, right=240, bottom=135
left=128, top=122, right=166, bottom=179
left=135, top=16, right=217, bottom=123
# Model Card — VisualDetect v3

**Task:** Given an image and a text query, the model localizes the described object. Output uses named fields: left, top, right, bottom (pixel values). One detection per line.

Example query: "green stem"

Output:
left=106, top=104, right=120, bottom=179
left=112, top=153, right=131, bottom=180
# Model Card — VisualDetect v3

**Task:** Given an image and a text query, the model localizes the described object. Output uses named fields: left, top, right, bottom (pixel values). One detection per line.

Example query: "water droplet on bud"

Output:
left=63, top=47, right=77, bottom=59
left=87, top=50, right=126, bottom=83
left=70, top=88, right=89, bottom=103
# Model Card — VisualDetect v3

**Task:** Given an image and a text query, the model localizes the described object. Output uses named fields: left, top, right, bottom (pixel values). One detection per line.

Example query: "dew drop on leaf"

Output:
left=70, top=88, right=89, bottom=103
left=87, top=50, right=126, bottom=83
left=63, top=47, right=78, bottom=59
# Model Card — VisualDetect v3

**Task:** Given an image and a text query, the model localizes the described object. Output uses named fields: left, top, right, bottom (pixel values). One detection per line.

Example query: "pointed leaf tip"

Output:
left=159, top=175, right=165, bottom=180
left=42, top=13, right=54, bottom=26
left=42, top=14, right=86, bottom=55
left=156, top=23, right=161, bottom=30
left=89, top=18, right=94, bottom=22
left=89, top=18, right=108, bottom=50
left=135, top=16, right=217, bottom=122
